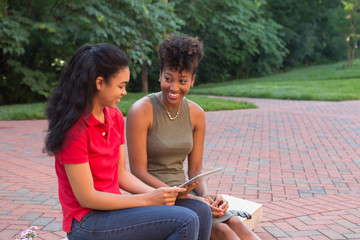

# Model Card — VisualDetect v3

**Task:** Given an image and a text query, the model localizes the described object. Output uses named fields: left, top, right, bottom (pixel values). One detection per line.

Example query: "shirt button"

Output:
left=102, top=132, right=106, bottom=136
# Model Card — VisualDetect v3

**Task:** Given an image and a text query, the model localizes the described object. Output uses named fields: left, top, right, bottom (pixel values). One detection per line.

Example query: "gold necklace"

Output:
left=165, top=107, right=180, bottom=120
left=159, top=93, right=181, bottom=120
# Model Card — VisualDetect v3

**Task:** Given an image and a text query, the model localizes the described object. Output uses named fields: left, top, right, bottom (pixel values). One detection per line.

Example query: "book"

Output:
left=178, top=168, right=222, bottom=188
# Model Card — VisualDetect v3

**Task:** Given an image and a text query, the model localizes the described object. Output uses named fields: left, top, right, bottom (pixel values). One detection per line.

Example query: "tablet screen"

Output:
left=178, top=168, right=222, bottom=188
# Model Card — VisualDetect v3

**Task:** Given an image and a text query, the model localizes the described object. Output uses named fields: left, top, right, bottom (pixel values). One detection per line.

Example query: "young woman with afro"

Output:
left=127, top=34, right=261, bottom=240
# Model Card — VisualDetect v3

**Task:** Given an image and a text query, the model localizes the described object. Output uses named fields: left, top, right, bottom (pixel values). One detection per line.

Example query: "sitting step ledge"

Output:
left=222, top=194, right=263, bottom=230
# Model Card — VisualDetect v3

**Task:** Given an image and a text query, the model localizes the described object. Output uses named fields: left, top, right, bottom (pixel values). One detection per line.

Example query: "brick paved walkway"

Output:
left=1, top=98, right=360, bottom=239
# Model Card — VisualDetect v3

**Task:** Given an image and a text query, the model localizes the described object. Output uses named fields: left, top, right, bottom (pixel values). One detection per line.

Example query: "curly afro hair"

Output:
left=158, top=34, right=204, bottom=75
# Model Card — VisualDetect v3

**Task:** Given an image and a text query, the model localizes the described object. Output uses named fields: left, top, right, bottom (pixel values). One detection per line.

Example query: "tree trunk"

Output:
left=347, top=40, right=355, bottom=69
left=141, top=60, right=148, bottom=93
left=141, top=32, right=148, bottom=93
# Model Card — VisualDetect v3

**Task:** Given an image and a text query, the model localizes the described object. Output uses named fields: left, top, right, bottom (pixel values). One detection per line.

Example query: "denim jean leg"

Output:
left=67, top=205, right=200, bottom=240
left=175, top=198, right=212, bottom=240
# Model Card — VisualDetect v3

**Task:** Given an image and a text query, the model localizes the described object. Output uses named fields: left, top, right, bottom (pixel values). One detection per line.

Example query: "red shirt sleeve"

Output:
left=59, top=120, right=89, bottom=164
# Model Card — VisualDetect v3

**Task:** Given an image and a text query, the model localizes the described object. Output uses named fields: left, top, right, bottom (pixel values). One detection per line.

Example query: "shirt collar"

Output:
left=82, top=107, right=115, bottom=128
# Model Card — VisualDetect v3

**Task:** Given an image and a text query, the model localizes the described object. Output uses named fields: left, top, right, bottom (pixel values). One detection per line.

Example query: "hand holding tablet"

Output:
left=178, top=168, right=222, bottom=188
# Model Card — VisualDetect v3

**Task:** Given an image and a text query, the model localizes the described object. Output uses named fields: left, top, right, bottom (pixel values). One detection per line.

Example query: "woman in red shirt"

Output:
left=44, top=43, right=212, bottom=240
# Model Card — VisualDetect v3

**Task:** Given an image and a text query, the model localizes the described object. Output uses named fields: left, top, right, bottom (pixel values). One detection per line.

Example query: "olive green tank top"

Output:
left=146, top=93, right=193, bottom=187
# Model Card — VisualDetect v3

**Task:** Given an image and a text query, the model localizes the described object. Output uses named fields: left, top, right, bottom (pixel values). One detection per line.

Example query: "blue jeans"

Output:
left=175, top=198, right=212, bottom=240
left=67, top=199, right=211, bottom=240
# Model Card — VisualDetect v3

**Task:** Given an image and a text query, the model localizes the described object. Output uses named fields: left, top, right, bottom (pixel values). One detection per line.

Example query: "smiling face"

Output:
left=94, top=67, right=130, bottom=109
left=159, top=67, right=195, bottom=110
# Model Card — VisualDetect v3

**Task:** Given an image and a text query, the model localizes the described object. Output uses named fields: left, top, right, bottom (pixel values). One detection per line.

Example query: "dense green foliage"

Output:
left=263, top=0, right=347, bottom=67
left=176, top=0, right=287, bottom=83
left=0, top=0, right=355, bottom=105
left=0, top=0, right=181, bottom=104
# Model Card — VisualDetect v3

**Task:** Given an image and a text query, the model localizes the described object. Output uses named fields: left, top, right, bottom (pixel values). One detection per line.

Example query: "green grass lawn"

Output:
left=0, top=103, right=47, bottom=121
left=1, top=58, right=360, bottom=120
left=192, top=59, right=360, bottom=101
left=0, top=93, right=255, bottom=121
left=117, top=93, right=256, bottom=114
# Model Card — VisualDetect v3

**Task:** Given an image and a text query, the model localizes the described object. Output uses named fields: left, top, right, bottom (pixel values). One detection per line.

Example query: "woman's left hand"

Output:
left=204, top=194, right=229, bottom=218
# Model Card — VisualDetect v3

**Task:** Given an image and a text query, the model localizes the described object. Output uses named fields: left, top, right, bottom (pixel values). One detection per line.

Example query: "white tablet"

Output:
left=178, top=168, right=222, bottom=188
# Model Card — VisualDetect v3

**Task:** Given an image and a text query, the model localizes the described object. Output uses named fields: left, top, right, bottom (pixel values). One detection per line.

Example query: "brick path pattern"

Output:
left=0, top=97, right=360, bottom=239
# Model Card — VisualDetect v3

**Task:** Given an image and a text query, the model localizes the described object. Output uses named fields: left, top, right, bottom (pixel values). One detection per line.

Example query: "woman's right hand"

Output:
left=146, top=187, right=186, bottom=206
left=177, top=181, right=199, bottom=199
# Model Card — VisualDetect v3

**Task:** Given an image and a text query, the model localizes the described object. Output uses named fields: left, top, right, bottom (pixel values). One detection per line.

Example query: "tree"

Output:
left=124, top=0, right=183, bottom=93
left=263, top=0, right=347, bottom=68
left=0, top=0, right=181, bottom=104
left=170, top=0, right=287, bottom=84
left=343, top=0, right=360, bottom=68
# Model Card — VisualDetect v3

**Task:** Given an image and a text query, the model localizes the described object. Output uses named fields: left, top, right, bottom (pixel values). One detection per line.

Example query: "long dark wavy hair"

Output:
left=44, top=43, right=129, bottom=156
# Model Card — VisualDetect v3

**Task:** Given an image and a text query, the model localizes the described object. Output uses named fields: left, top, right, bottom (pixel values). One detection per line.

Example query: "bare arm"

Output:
left=187, top=100, right=227, bottom=217
left=65, top=162, right=185, bottom=210
left=126, top=97, right=168, bottom=188
left=117, top=145, right=155, bottom=194
left=187, top=100, right=209, bottom=196
left=65, top=143, right=185, bottom=210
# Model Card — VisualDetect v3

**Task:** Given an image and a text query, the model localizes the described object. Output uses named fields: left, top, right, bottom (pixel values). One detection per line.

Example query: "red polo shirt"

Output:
left=55, top=107, right=125, bottom=232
